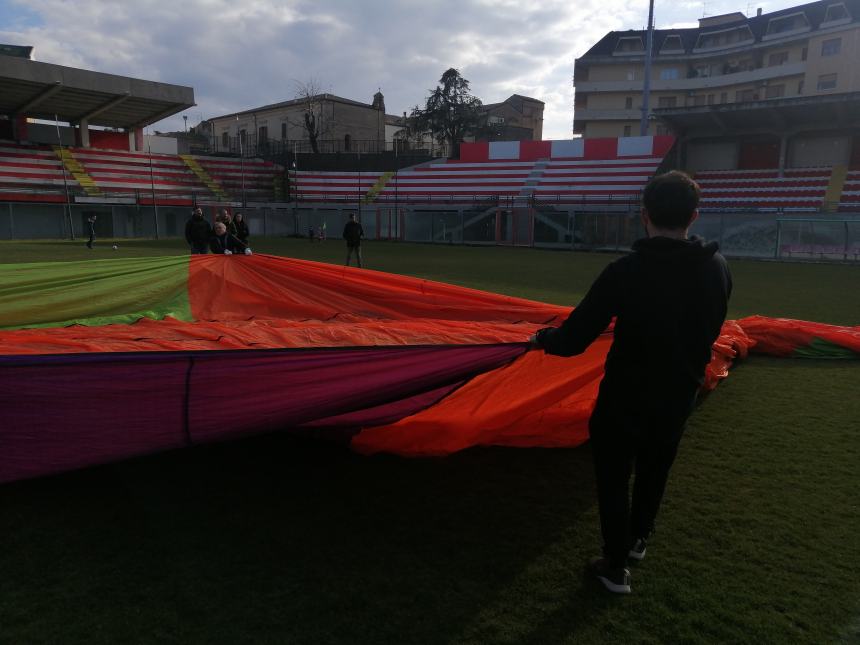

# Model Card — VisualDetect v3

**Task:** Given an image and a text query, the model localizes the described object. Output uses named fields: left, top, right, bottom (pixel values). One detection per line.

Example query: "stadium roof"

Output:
left=0, top=54, right=195, bottom=129
left=653, top=91, right=860, bottom=135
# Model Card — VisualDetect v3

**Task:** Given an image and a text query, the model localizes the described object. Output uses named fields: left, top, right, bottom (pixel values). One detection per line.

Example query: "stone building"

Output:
left=206, top=92, right=394, bottom=154
left=479, top=94, right=545, bottom=141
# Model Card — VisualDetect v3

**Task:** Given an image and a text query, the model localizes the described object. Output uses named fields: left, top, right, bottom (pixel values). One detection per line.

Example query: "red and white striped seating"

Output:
left=534, top=156, right=663, bottom=204
left=0, top=142, right=282, bottom=204
left=839, top=168, right=860, bottom=210
left=0, top=143, right=69, bottom=202
left=292, top=170, right=384, bottom=201
left=195, top=156, right=281, bottom=202
left=696, top=168, right=831, bottom=210
left=379, top=160, right=534, bottom=201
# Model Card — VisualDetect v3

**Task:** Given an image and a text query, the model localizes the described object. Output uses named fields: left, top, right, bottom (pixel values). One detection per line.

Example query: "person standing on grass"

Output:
left=185, top=207, right=212, bottom=254
left=531, top=171, right=731, bottom=594
left=234, top=212, right=250, bottom=245
left=343, top=213, right=364, bottom=268
left=85, top=215, right=97, bottom=249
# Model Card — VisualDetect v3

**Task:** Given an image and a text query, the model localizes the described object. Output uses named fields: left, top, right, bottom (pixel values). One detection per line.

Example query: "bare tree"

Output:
left=293, top=79, right=324, bottom=153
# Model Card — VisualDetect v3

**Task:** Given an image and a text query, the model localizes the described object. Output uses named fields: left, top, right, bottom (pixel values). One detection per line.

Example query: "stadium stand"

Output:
left=695, top=167, right=832, bottom=210
left=295, top=136, right=675, bottom=205
left=0, top=141, right=281, bottom=205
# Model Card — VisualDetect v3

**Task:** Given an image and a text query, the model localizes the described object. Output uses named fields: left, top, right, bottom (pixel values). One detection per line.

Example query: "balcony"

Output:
left=575, top=62, right=805, bottom=93
left=572, top=108, right=641, bottom=121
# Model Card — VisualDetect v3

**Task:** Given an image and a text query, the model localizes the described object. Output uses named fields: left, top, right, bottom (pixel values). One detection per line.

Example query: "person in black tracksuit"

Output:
left=533, top=171, right=732, bottom=594
left=86, top=215, right=97, bottom=249
left=343, top=213, right=364, bottom=267
left=185, top=208, right=212, bottom=254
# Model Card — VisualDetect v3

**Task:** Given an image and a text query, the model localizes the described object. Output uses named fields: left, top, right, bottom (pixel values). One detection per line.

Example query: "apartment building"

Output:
left=573, top=0, right=860, bottom=138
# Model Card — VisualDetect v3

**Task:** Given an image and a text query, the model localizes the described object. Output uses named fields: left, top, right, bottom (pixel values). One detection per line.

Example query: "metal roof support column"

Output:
left=778, top=133, right=789, bottom=178
left=78, top=118, right=90, bottom=148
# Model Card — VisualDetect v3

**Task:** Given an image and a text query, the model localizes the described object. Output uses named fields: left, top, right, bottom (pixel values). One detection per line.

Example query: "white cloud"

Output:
left=0, top=0, right=808, bottom=139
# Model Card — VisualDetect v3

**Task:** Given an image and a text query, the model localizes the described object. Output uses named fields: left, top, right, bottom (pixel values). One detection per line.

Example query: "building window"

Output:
left=625, top=97, right=633, bottom=109
left=623, top=125, right=632, bottom=136
left=659, top=68, right=679, bottom=80
left=239, top=129, right=247, bottom=143
left=768, top=51, right=789, bottom=66
left=626, top=70, right=636, bottom=81
left=707, top=94, right=715, bottom=105
left=615, top=37, right=645, bottom=53
left=765, top=13, right=810, bottom=35
left=222, top=132, right=228, bottom=147
left=696, top=26, right=754, bottom=49
left=693, top=95, right=707, bottom=106
left=801, top=47, right=808, bottom=61
left=817, top=73, right=838, bottom=90
left=821, top=38, right=841, bottom=56
left=660, top=35, right=684, bottom=52
left=656, top=124, right=670, bottom=136
left=258, top=125, right=268, bottom=142
left=720, top=92, right=728, bottom=103
left=824, top=3, right=849, bottom=22
left=765, top=84, right=785, bottom=99
left=657, top=96, right=677, bottom=108
left=798, top=80, right=804, bottom=94
left=281, top=122, right=287, bottom=140
left=344, top=134, right=351, bottom=151
left=736, top=89, right=756, bottom=102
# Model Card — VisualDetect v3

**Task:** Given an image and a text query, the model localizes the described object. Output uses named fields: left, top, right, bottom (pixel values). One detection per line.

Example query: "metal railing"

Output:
left=204, top=135, right=450, bottom=158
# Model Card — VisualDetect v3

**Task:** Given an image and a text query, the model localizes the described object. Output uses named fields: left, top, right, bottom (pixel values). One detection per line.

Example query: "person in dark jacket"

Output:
left=215, top=209, right=239, bottom=236
left=233, top=212, right=250, bottom=244
left=532, top=171, right=732, bottom=595
left=85, top=214, right=97, bottom=249
left=209, top=221, right=251, bottom=255
left=185, top=208, right=211, bottom=254
left=343, top=213, right=364, bottom=267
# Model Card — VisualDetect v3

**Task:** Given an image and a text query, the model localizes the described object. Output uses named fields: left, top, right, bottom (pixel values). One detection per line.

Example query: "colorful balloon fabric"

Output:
left=1, top=254, right=857, bottom=483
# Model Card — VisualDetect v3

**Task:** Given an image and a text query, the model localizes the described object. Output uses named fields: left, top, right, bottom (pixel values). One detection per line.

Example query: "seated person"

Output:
left=209, top=221, right=252, bottom=255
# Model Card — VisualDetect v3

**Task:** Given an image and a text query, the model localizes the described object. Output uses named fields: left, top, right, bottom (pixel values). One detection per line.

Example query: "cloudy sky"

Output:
left=1, top=0, right=803, bottom=139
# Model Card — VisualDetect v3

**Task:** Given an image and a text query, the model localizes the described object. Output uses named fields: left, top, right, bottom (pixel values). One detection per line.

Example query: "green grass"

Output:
left=1, top=239, right=859, bottom=644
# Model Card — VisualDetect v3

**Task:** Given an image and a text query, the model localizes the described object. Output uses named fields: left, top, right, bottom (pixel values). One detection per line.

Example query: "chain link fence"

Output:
left=3, top=200, right=859, bottom=262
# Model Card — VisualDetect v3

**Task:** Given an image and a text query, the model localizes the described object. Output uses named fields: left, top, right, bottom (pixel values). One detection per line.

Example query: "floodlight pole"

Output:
left=55, top=114, right=75, bottom=240
left=148, top=141, right=160, bottom=239
left=237, top=115, right=246, bottom=207
left=640, top=0, right=655, bottom=136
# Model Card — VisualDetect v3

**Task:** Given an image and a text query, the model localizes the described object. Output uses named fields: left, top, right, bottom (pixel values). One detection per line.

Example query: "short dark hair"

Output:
left=642, top=171, right=701, bottom=230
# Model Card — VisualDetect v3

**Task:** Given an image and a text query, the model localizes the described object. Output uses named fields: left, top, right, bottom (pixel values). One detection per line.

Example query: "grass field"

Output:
left=1, top=238, right=859, bottom=644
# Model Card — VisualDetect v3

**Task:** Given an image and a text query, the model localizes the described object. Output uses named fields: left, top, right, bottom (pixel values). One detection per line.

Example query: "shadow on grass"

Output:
left=0, top=433, right=621, bottom=644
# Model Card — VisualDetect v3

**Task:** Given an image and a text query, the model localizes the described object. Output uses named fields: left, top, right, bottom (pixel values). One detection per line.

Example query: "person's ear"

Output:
left=640, top=207, right=650, bottom=229
left=689, top=209, right=699, bottom=225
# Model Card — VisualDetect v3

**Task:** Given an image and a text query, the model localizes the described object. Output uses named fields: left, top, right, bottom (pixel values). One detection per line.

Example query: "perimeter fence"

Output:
left=2, top=199, right=859, bottom=262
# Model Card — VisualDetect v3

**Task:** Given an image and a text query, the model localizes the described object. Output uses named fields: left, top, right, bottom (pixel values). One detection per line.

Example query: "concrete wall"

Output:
left=789, top=133, right=851, bottom=166
left=803, top=25, right=860, bottom=94
left=24, top=122, right=75, bottom=146
left=687, top=140, right=739, bottom=171
left=143, top=135, right=179, bottom=154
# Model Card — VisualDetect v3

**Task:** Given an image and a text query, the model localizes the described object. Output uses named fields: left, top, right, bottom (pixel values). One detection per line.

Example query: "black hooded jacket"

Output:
left=537, top=236, right=732, bottom=414
left=185, top=215, right=212, bottom=244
